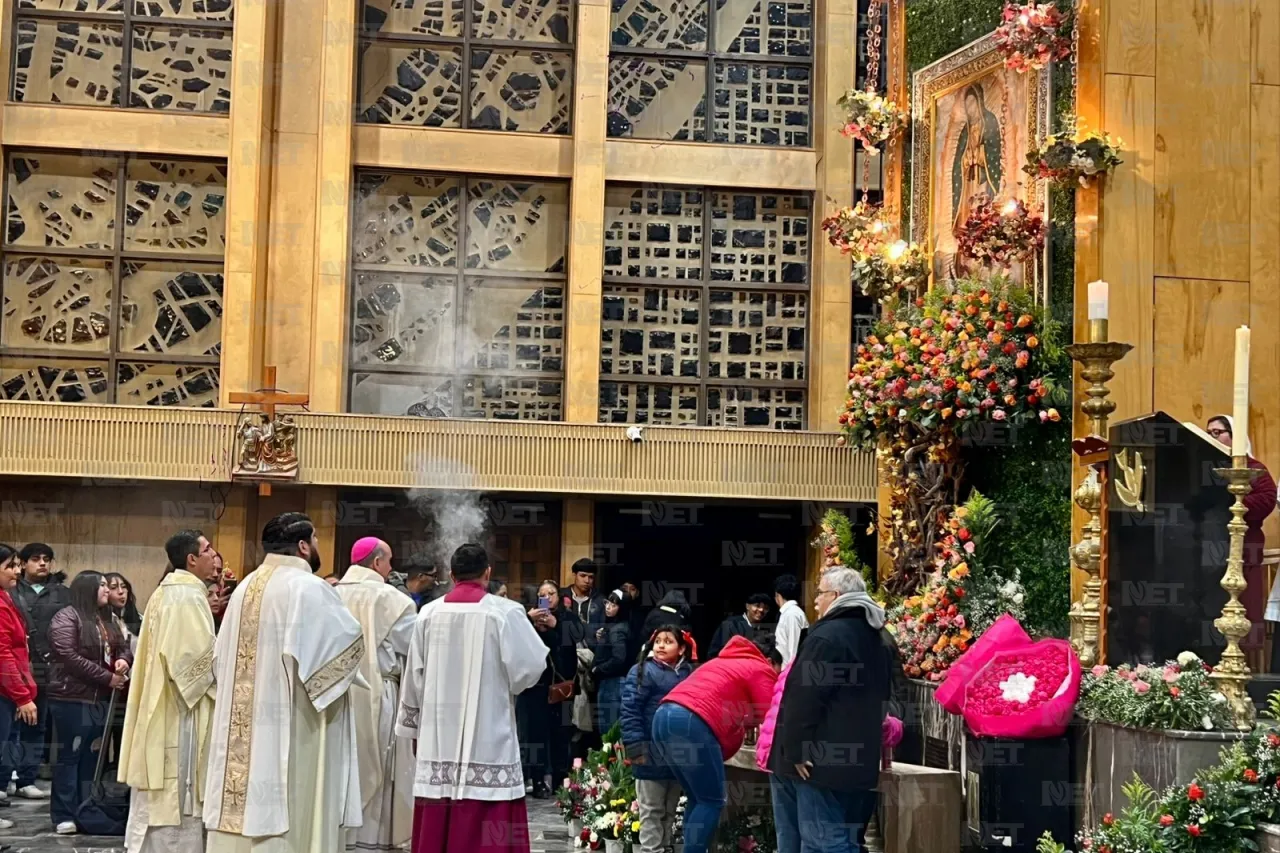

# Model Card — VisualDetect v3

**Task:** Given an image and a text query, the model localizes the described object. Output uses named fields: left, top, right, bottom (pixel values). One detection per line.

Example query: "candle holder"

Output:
left=1065, top=323, right=1134, bottom=438
left=1068, top=467, right=1103, bottom=667
left=1211, top=459, right=1262, bottom=731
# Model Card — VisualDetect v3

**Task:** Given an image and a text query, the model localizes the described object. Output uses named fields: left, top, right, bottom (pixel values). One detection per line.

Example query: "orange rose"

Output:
left=1026, top=335, right=1039, bottom=348
left=1017, top=314, right=1033, bottom=328
left=1047, top=408, right=1061, bottom=422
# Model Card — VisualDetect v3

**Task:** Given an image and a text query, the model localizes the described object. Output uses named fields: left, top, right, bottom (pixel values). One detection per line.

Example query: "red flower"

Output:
left=1102, top=813, right=1114, bottom=826
left=1187, top=783, right=1204, bottom=801
left=1187, top=825, right=1201, bottom=837
left=1159, top=815, right=1174, bottom=827
left=1269, top=733, right=1280, bottom=748
left=958, top=528, right=972, bottom=541
left=1244, top=768, right=1258, bottom=783
left=1169, top=686, right=1180, bottom=698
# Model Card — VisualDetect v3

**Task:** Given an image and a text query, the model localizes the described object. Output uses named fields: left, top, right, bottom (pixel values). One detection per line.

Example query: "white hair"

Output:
left=822, top=567, right=866, bottom=595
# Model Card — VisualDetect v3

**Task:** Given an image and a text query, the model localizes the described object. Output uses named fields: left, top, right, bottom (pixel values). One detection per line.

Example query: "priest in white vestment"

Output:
left=119, top=529, right=220, bottom=853
left=204, top=512, right=368, bottom=853
left=396, top=543, right=548, bottom=853
left=335, top=537, right=416, bottom=852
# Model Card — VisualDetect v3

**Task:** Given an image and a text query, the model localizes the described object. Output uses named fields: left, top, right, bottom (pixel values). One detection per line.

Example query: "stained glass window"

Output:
left=607, top=0, right=811, bottom=146
left=357, top=0, right=573, bottom=134
left=12, top=0, right=233, bottom=112
left=349, top=171, right=568, bottom=421
left=0, top=151, right=226, bottom=405
left=599, top=184, right=810, bottom=429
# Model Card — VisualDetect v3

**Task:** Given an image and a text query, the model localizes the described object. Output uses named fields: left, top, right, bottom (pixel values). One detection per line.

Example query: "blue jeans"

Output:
left=651, top=704, right=724, bottom=853
left=0, top=693, right=47, bottom=787
left=596, top=677, right=623, bottom=735
left=795, top=781, right=877, bottom=853
left=48, top=699, right=107, bottom=826
left=771, top=773, right=801, bottom=853
left=0, top=696, right=15, bottom=787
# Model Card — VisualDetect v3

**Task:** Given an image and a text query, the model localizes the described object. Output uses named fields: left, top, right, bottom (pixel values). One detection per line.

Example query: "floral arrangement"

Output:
left=1076, top=652, right=1235, bottom=732
left=963, top=641, right=1073, bottom=723
left=853, top=239, right=931, bottom=303
left=1024, top=129, right=1123, bottom=187
left=837, top=88, right=908, bottom=153
left=1039, top=692, right=1280, bottom=853
left=717, top=805, right=777, bottom=853
left=994, top=1, right=1071, bottom=73
left=887, top=492, right=1026, bottom=680
left=580, top=797, right=640, bottom=848
left=840, top=275, right=1065, bottom=448
left=822, top=200, right=892, bottom=259
left=955, top=198, right=1046, bottom=269
left=813, top=509, right=875, bottom=588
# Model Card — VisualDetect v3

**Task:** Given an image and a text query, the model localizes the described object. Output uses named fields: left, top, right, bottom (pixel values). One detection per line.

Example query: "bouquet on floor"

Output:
left=1077, top=652, right=1234, bottom=732
left=558, top=723, right=632, bottom=827
left=578, top=796, right=640, bottom=850
left=718, top=805, right=778, bottom=853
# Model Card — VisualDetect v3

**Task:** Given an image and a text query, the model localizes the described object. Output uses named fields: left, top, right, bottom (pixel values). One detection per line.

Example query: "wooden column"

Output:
left=809, top=0, right=857, bottom=431
left=220, top=0, right=280, bottom=406
left=563, top=0, right=610, bottom=423
left=306, top=486, right=341, bottom=579
left=308, top=0, right=359, bottom=412
left=560, top=497, right=595, bottom=585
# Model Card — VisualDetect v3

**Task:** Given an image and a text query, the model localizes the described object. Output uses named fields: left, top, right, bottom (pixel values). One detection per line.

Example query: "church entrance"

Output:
left=594, top=500, right=814, bottom=652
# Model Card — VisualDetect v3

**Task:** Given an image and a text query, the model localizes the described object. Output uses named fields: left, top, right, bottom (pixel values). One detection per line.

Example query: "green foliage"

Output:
left=1036, top=832, right=1067, bottom=853
left=1077, top=656, right=1235, bottom=733
left=818, top=509, right=874, bottom=587
left=905, top=0, right=1006, bottom=76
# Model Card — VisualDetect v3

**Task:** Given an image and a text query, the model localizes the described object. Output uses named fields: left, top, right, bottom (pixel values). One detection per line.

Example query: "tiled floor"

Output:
left=2, top=790, right=574, bottom=853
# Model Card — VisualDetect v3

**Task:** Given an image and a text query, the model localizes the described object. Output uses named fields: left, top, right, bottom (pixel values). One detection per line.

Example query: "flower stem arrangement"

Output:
left=822, top=200, right=892, bottom=259
left=837, top=88, right=909, bottom=153
left=994, top=1, right=1071, bottom=73
left=956, top=198, right=1046, bottom=270
left=888, top=492, right=1026, bottom=679
left=717, top=805, right=777, bottom=853
left=1023, top=130, right=1123, bottom=187
left=1077, top=652, right=1235, bottom=732
left=853, top=239, right=931, bottom=303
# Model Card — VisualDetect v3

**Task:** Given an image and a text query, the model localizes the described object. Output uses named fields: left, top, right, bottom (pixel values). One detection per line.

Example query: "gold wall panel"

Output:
left=0, top=400, right=875, bottom=501
left=1, top=104, right=228, bottom=157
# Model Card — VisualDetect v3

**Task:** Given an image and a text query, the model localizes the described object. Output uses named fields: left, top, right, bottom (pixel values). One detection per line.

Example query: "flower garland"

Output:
left=822, top=200, right=892, bottom=259
left=994, top=1, right=1071, bottom=73
left=837, top=89, right=909, bottom=153
left=1023, top=130, right=1123, bottom=187
left=853, top=239, right=931, bottom=303
left=1077, top=652, right=1235, bottom=732
left=955, top=198, right=1046, bottom=269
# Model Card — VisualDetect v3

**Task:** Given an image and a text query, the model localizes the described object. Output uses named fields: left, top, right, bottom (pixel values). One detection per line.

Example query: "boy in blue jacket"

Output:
left=621, top=625, right=695, bottom=853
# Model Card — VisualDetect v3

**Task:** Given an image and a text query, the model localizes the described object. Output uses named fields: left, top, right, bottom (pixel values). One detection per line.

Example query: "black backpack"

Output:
left=74, top=688, right=129, bottom=836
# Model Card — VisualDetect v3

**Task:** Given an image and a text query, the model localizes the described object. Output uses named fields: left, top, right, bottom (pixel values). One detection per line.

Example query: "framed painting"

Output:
left=910, top=33, right=1051, bottom=294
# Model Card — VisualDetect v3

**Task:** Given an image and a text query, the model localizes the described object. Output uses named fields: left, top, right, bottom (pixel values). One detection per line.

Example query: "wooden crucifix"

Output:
left=229, top=365, right=309, bottom=496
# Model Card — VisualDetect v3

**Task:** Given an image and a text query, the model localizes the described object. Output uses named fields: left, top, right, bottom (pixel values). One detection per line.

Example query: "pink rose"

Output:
left=964, top=541, right=976, bottom=554
left=1134, top=681, right=1151, bottom=695
left=1163, top=668, right=1179, bottom=683
left=1090, top=665, right=1109, bottom=678
left=573, top=758, right=584, bottom=769
left=1039, top=410, right=1049, bottom=423
left=992, top=409, right=1007, bottom=421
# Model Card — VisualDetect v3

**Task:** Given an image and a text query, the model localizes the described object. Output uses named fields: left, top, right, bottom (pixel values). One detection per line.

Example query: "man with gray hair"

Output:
left=768, top=566, right=891, bottom=853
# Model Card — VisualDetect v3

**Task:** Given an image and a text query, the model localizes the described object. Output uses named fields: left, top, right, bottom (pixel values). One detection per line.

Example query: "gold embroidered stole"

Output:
left=215, top=563, right=279, bottom=833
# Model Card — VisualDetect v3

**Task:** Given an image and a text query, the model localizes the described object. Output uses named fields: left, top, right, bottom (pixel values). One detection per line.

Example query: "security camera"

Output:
left=625, top=425, right=644, bottom=443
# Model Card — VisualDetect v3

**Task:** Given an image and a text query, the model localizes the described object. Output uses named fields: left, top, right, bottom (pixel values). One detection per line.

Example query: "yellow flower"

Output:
left=632, top=822, right=641, bottom=833
left=949, top=564, right=970, bottom=580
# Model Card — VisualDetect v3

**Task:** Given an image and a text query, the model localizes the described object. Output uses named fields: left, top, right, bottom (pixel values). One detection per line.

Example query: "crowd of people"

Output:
left=0, top=519, right=903, bottom=853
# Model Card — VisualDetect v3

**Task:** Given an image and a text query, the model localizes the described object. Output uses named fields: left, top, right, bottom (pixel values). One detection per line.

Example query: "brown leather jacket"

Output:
left=46, top=607, right=131, bottom=704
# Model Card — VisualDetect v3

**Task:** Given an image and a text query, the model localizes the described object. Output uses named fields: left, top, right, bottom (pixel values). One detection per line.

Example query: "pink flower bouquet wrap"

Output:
left=960, top=638, right=1080, bottom=739
left=934, top=613, right=1031, bottom=714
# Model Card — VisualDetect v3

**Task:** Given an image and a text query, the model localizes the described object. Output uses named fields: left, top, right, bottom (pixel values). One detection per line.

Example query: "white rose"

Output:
left=1177, top=651, right=1200, bottom=667
left=1012, top=592, right=1025, bottom=605
left=601, top=742, right=611, bottom=752
left=1212, top=692, right=1228, bottom=704
left=1203, top=715, right=1213, bottom=731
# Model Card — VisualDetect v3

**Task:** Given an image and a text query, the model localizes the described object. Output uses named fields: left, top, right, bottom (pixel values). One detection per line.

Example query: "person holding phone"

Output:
left=518, top=581, right=579, bottom=798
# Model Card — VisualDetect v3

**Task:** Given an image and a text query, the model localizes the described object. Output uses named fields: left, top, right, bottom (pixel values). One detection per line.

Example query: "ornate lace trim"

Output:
left=427, top=760, right=523, bottom=789
left=304, top=634, right=365, bottom=705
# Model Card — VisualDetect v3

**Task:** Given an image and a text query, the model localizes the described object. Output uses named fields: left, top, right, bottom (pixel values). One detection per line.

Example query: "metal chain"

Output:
left=862, top=0, right=883, bottom=201
left=1069, top=0, right=1081, bottom=134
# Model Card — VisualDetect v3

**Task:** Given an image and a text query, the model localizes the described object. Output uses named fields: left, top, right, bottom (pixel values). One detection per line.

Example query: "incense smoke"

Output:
left=407, top=483, right=490, bottom=570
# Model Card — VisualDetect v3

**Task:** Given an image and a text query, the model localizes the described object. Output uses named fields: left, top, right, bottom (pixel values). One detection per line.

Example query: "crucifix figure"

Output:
left=229, top=365, right=309, bottom=496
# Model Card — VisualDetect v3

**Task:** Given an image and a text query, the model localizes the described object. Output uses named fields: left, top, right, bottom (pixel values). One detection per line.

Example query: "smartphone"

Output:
left=538, top=596, right=552, bottom=610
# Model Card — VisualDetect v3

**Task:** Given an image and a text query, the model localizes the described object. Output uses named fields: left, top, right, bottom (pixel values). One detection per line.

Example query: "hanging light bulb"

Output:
left=1001, top=199, right=1020, bottom=216
left=870, top=219, right=885, bottom=234
left=885, top=240, right=908, bottom=263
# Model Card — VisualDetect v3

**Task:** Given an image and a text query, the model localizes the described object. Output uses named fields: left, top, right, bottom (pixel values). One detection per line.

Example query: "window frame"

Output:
left=0, top=148, right=227, bottom=405
left=346, top=168, right=571, bottom=421
left=599, top=182, right=812, bottom=429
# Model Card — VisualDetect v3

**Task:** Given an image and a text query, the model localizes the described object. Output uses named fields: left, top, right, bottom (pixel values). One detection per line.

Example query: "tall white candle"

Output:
left=1233, top=325, right=1251, bottom=458
left=1087, top=280, right=1109, bottom=320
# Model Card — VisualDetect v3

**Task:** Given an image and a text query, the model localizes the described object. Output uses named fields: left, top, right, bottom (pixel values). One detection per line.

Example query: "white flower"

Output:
left=1177, top=651, right=1200, bottom=667
left=1203, top=715, right=1214, bottom=731
left=1012, top=592, right=1025, bottom=605
left=999, top=672, right=1037, bottom=703
left=1212, top=692, right=1228, bottom=704
left=601, top=742, right=612, bottom=752
left=999, top=581, right=1019, bottom=597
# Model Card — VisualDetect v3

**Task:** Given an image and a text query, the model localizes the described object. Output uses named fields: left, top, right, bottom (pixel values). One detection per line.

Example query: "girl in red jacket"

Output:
left=0, top=543, right=38, bottom=831
left=651, top=634, right=780, bottom=853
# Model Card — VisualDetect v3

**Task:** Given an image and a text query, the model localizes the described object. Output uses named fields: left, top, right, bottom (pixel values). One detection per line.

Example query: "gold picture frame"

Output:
left=910, top=32, right=1051, bottom=299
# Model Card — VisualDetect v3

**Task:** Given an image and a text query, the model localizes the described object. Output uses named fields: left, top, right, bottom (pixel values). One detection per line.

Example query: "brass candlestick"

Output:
left=1068, top=467, right=1103, bottom=667
left=1065, top=320, right=1134, bottom=439
left=1211, top=459, right=1262, bottom=731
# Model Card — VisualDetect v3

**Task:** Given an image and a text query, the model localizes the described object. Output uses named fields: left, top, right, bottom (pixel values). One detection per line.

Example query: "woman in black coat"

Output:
left=590, top=590, right=632, bottom=735
left=518, top=580, right=581, bottom=798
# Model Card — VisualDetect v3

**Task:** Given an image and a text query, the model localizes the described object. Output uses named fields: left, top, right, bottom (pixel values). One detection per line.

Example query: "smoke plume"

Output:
left=407, top=487, right=489, bottom=571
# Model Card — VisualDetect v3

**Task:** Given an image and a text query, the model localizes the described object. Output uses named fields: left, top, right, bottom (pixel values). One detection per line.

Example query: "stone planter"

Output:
left=1080, top=721, right=1246, bottom=825
left=1257, top=822, right=1280, bottom=852
left=900, top=678, right=966, bottom=773
left=604, top=838, right=623, bottom=853
left=569, top=818, right=582, bottom=840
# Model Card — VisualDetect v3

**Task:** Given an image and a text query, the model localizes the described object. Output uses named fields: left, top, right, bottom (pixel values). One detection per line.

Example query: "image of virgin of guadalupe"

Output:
left=950, top=83, right=1004, bottom=271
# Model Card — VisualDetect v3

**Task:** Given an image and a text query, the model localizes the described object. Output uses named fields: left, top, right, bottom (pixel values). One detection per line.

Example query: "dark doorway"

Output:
left=595, top=500, right=811, bottom=653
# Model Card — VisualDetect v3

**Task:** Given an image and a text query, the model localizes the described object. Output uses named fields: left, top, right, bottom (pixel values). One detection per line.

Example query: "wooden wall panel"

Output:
left=0, top=480, right=249, bottom=607
left=1253, top=0, right=1280, bottom=85
left=1101, top=73, right=1156, bottom=425
left=1105, top=0, right=1156, bottom=77
left=1251, top=83, right=1280, bottom=542
left=1154, top=0, right=1251, bottom=281
left=1152, top=278, right=1251, bottom=425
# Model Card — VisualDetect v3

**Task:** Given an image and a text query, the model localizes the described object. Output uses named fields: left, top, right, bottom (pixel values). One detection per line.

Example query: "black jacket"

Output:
left=590, top=620, right=632, bottom=680
left=559, top=588, right=606, bottom=633
left=770, top=606, right=890, bottom=793
left=534, top=600, right=581, bottom=688
left=9, top=577, right=71, bottom=685
left=707, top=614, right=773, bottom=660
